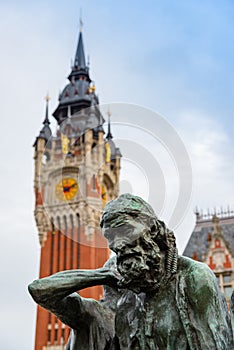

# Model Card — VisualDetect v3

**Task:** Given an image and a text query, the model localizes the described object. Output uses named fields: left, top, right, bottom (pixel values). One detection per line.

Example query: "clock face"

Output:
left=55, top=177, right=78, bottom=201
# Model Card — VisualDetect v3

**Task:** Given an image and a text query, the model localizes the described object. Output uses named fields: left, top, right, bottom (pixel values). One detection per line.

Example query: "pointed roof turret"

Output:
left=74, top=30, right=86, bottom=68
left=36, top=95, right=52, bottom=147
left=53, top=22, right=102, bottom=127
left=68, top=21, right=91, bottom=82
left=104, top=109, right=122, bottom=161
left=43, top=94, right=51, bottom=126
left=106, top=109, right=113, bottom=140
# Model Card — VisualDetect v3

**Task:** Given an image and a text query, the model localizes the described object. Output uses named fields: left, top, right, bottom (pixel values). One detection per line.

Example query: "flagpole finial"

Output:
left=45, top=93, right=50, bottom=102
left=107, top=108, right=111, bottom=118
left=79, top=9, right=83, bottom=32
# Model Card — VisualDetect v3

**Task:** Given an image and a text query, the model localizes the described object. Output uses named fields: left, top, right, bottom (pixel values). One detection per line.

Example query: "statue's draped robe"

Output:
left=176, top=257, right=233, bottom=350
left=114, top=257, right=233, bottom=350
left=55, top=297, right=115, bottom=350
left=56, top=257, right=233, bottom=350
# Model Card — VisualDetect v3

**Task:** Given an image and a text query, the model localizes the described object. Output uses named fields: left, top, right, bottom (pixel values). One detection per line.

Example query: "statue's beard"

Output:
left=117, top=237, right=163, bottom=293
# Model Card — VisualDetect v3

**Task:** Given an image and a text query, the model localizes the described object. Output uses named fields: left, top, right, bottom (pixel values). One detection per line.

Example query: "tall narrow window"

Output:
left=223, top=274, right=231, bottom=283
left=50, top=218, right=55, bottom=275
left=54, top=326, right=58, bottom=343
left=92, top=174, right=96, bottom=191
left=47, top=313, right=52, bottom=344
left=77, top=214, right=80, bottom=268
left=47, top=329, right=51, bottom=344
left=63, top=216, right=67, bottom=270
left=70, top=214, right=74, bottom=268
left=61, top=327, right=65, bottom=344
left=57, top=217, right=61, bottom=272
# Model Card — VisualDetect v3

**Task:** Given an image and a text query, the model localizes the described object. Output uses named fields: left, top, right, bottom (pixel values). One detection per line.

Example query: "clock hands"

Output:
left=55, top=178, right=78, bottom=201
left=63, top=182, right=78, bottom=193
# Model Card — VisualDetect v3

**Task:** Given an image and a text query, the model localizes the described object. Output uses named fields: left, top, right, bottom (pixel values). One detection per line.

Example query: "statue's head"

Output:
left=100, top=194, right=178, bottom=293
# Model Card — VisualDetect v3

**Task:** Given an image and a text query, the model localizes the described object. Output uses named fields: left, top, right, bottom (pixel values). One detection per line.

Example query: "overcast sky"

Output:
left=1, top=1, right=234, bottom=349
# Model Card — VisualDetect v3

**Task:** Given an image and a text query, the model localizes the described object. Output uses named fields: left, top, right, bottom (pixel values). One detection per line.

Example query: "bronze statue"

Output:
left=29, top=194, right=234, bottom=349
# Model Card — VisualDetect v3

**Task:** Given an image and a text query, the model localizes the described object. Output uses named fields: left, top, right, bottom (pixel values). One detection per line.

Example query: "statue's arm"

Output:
left=28, top=267, right=118, bottom=329
left=28, top=268, right=118, bottom=304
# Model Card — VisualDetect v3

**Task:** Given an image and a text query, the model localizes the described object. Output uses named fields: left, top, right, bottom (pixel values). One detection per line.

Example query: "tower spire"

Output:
left=37, top=94, right=52, bottom=146
left=106, top=109, right=113, bottom=139
left=74, top=27, right=86, bottom=68
left=43, top=93, right=51, bottom=125
left=68, top=20, right=91, bottom=83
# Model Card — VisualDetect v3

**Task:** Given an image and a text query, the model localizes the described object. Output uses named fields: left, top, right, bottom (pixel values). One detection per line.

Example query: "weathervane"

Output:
left=79, top=9, right=83, bottom=32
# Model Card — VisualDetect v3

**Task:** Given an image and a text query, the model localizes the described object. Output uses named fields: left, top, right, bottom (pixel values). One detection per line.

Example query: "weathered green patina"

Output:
left=29, top=194, right=234, bottom=349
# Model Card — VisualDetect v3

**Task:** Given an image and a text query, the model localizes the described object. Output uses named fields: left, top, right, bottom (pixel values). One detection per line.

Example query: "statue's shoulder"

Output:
left=178, top=255, right=214, bottom=277
left=177, top=256, right=218, bottom=304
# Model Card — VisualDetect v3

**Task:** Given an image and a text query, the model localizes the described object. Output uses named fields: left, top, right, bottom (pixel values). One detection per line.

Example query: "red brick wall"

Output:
left=35, top=226, right=109, bottom=350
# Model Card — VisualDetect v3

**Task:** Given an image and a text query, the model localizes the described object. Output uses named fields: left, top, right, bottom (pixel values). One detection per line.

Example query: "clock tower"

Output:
left=33, top=27, right=121, bottom=350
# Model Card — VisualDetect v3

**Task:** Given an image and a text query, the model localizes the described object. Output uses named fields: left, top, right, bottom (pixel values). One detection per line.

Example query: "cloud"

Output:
left=177, top=110, right=234, bottom=208
left=0, top=1, right=234, bottom=349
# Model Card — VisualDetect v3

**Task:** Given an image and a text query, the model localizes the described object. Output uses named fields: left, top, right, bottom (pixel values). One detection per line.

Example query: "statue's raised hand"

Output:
left=96, top=267, right=121, bottom=289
